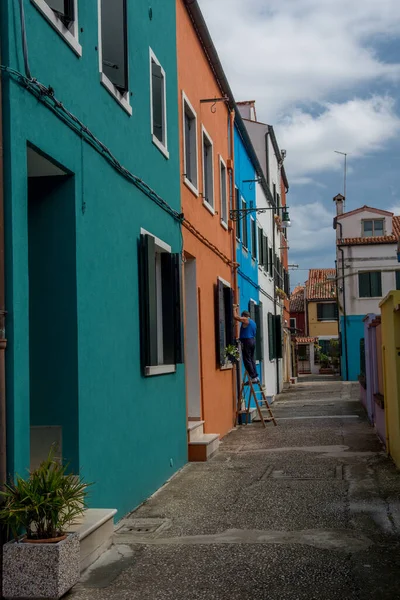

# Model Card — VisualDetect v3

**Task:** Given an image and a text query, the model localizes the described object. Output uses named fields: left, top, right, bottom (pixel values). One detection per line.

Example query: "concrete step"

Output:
left=187, top=420, right=205, bottom=442
left=188, top=433, right=219, bottom=462
left=67, top=508, right=117, bottom=572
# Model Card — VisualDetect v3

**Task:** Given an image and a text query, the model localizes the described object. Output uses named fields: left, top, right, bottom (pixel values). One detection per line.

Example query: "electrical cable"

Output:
left=18, top=0, right=31, bottom=80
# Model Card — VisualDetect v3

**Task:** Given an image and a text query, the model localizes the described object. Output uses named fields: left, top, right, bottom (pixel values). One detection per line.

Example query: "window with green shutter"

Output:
left=258, top=227, right=263, bottom=266
left=139, top=233, right=184, bottom=375
left=254, top=303, right=264, bottom=361
left=263, top=235, right=268, bottom=270
left=215, top=279, right=234, bottom=368
left=235, top=188, right=241, bottom=241
left=269, top=248, right=273, bottom=277
left=268, top=312, right=275, bottom=360
left=358, top=271, right=382, bottom=298
left=275, top=315, right=283, bottom=359
left=251, top=218, right=257, bottom=260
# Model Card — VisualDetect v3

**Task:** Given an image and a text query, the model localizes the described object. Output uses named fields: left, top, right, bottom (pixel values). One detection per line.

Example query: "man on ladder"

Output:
left=234, top=305, right=259, bottom=384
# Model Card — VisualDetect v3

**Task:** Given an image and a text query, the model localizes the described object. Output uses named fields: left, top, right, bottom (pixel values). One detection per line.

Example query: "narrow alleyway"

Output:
left=69, top=380, right=400, bottom=600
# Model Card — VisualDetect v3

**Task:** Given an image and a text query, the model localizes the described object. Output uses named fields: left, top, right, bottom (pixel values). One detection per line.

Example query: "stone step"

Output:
left=188, top=433, right=220, bottom=462
left=187, top=420, right=205, bottom=442
left=67, top=508, right=117, bottom=572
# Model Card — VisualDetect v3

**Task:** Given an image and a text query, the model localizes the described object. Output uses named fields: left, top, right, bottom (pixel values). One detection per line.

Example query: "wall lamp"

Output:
left=230, top=205, right=291, bottom=228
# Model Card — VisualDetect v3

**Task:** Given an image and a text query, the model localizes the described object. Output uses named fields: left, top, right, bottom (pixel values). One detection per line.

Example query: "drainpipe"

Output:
left=0, top=49, right=7, bottom=492
left=228, top=110, right=239, bottom=421
left=337, top=221, right=349, bottom=381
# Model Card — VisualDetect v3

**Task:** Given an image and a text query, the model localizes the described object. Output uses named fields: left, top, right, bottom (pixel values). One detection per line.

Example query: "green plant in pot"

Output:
left=224, top=343, right=240, bottom=364
left=0, top=447, right=92, bottom=599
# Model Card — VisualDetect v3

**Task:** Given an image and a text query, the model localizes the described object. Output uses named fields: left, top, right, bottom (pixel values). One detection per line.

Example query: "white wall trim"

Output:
left=150, top=48, right=169, bottom=157
left=201, top=124, right=214, bottom=209
left=140, top=228, right=172, bottom=253
left=219, top=155, right=228, bottom=227
left=182, top=91, right=199, bottom=194
left=31, top=0, right=82, bottom=56
left=145, top=365, right=176, bottom=377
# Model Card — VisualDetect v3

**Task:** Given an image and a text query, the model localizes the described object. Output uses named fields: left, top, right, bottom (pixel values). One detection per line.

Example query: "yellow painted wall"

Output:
left=380, top=291, right=400, bottom=468
left=308, top=302, right=339, bottom=337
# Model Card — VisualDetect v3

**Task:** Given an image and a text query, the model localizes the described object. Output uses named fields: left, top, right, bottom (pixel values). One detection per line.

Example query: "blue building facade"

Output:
left=234, top=124, right=262, bottom=384
left=1, top=0, right=187, bottom=517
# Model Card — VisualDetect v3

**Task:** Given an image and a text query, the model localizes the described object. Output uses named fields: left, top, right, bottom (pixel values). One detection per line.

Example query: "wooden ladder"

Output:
left=237, top=371, right=277, bottom=428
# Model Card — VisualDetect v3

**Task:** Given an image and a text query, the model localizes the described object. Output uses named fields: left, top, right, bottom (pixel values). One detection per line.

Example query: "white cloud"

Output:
left=288, top=202, right=335, bottom=254
left=277, top=96, right=400, bottom=178
left=198, top=0, right=400, bottom=121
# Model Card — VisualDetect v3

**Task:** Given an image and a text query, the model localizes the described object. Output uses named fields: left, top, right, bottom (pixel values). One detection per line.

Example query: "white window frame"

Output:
left=140, top=228, right=176, bottom=377
left=201, top=125, right=215, bottom=215
left=219, top=156, right=228, bottom=229
left=150, top=49, right=169, bottom=159
left=31, top=0, right=82, bottom=56
left=97, top=0, right=132, bottom=115
left=362, top=218, right=385, bottom=237
left=182, top=91, right=198, bottom=196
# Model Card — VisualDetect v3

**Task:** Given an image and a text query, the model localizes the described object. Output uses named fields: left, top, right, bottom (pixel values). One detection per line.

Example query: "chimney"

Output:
left=333, top=193, right=345, bottom=216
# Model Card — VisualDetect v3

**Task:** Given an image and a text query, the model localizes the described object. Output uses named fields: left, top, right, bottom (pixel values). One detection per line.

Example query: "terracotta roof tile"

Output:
left=338, top=216, right=400, bottom=245
left=306, top=269, right=337, bottom=301
left=290, top=286, right=305, bottom=313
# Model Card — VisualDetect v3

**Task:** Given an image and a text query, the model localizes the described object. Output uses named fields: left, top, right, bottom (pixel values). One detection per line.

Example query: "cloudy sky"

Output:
left=198, top=0, right=400, bottom=287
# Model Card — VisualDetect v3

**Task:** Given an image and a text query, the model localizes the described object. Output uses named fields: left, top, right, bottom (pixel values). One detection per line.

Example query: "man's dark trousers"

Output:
left=241, top=338, right=258, bottom=379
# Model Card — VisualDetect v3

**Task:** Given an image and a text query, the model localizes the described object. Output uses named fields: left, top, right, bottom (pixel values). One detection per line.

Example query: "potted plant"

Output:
left=1, top=447, right=91, bottom=599
left=224, top=343, right=240, bottom=365
left=319, top=352, right=333, bottom=374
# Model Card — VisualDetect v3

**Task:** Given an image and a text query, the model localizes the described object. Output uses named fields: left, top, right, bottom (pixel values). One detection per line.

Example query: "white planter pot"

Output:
left=2, top=533, right=80, bottom=599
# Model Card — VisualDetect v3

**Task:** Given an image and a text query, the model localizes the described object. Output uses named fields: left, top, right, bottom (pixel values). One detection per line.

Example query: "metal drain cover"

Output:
left=115, top=518, right=171, bottom=541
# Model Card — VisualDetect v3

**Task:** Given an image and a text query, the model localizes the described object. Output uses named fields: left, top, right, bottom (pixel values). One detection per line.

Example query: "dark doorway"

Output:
left=27, top=146, right=79, bottom=472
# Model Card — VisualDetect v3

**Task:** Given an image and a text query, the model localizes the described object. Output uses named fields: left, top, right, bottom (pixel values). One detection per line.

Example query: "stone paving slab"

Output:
left=67, top=380, right=400, bottom=600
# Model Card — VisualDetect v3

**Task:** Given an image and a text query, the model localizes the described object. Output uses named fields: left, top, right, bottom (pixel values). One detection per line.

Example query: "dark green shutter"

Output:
left=263, top=236, right=268, bottom=270
left=139, top=234, right=158, bottom=372
left=172, top=253, right=184, bottom=363
left=258, top=228, right=263, bottom=265
left=370, top=271, right=382, bottom=297
left=358, top=272, right=370, bottom=298
left=215, top=280, right=226, bottom=367
left=269, top=248, right=273, bottom=277
left=396, top=271, right=400, bottom=290
left=254, top=303, right=264, bottom=361
left=275, top=315, right=282, bottom=359
left=235, top=188, right=241, bottom=240
left=248, top=299, right=256, bottom=320
left=268, top=312, right=275, bottom=360
left=224, top=287, right=234, bottom=347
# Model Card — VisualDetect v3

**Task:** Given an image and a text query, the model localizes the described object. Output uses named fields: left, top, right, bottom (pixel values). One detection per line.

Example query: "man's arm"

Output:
left=234, top=305, right=249, bottom=325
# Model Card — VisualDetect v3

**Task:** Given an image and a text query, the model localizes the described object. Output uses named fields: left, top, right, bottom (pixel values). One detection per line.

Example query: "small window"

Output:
left=258, top=227, right=263, bottom=266
left=362, top=219, right=384, bottom=237
left=32, top=0, right=81, bottom=54
left=268, top=313, right=282, bottom=360
left=220, top=158, right=228, bottom=226
left=44, top=0, right=74, bottom=27
left=202, top=128, right=214, bottom=209
left=268, top=247, right=273, bottom=277
left=235, top=187, right=241, bottom=240
left=251, top=218, right=257, bottom=259
left=396, top=271, right=400, bottom=290
left=317, top=303, right=338, bottom=321
left=151, top=51, right=168, bottom=156
left=139, top=233, right=184, bottom=376
left=358, top=271, right=382, bottom=298
left=290, top=317, right=296, bottom=330
left=242, top=198, right=248, bottom=249
left=182, top=94, right=198, bottom=192
left=215, top=279, right=234, bottom=368
left=101, top=0, right=128, bottom=93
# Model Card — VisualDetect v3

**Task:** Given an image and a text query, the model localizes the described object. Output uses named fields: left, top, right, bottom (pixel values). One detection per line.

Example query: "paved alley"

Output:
left=68, top=380, right=400, bottom=600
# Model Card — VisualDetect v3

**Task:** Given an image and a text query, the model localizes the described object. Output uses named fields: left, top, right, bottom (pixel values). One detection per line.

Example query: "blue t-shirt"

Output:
left=240, top=318, right=257, bottom=340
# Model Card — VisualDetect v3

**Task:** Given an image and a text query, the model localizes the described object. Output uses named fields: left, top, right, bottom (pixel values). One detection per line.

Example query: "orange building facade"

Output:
left=177, top=0, right=236, bottom=456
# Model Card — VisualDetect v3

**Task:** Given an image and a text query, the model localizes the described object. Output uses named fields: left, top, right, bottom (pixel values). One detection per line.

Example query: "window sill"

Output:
left=152, top=135, right=170, bottom=159
left=31, top=0, right=82, bottom=57
left=220, top=363, right=233, bottom=371
left=359, top=296, right=382, bottom=300
left=100, top=73, right=132, bottom=116
left=221, top=220, right=228, bottom=231
left=183, top=177, right=199, bottom=197
left=203, top=200, right=215, bottom=215
left=317, top=320, right=338, bottom=323
left=145, top=365, right=176, bottom=377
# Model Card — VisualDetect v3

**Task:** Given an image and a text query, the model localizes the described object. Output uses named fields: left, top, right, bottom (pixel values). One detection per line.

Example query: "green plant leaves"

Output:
left=0, top=445, right=92, bottom=541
